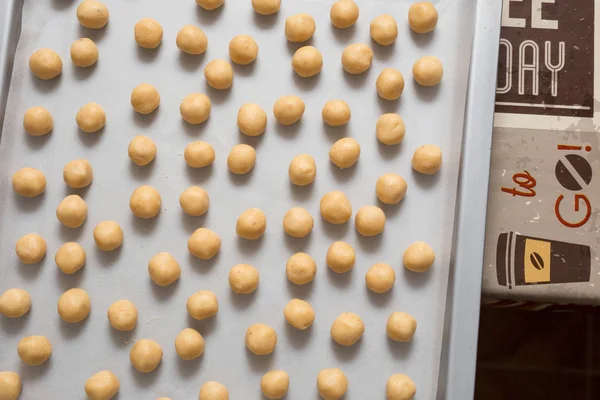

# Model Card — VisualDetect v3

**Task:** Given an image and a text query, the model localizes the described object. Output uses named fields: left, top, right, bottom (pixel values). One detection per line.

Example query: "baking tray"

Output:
left=0, top=0, right=501, bottom=399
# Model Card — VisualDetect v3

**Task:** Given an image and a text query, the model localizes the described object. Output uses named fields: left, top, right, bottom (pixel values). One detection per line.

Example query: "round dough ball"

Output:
left=355, top=205, right=386, bottom=236
left=58, top=288, right=91, bottom=323
left=330, top=0, right=359, bottom=29
left=77, top=0, right=109, bottom=29
left=204, top=59, right=233, bottom=90
left=23, top=106, right=53, bottom=136
left=134, top=18, right=163, bottom=49
left=285, top=14, right=316, bottom=42
left=286, top=252, right=316, bottom=285
left=128, top=135, right=157, bottom=166
left=377, top=68, right=405, bottom=100
left=227, top=144, right=256, bottom=174
left=130, top=339, right=163, bottom=373
left=229, top=35, right=258, bottom=65
left=17, top=336, right=51, bottom=366
left=317, top=368, right=348, bottom=400
left=15, top=233, right=46, bottom=264
left=387, top=312, right=417, bottom=342
left=131, top=83, right=160, bottom=114
left=187, top=290, right=218, bottom=320
left=284, top=299, right=314, bottom=330
left=387, top=374, right=416, bottom=400
left=55, top=242, right=86, bottom=274
left=76, top=102, right=106, bottom=132
left=29, top=48, right=62, bottom=80
left=322, top=100, right=351, bottom=127
left=376, top=113, right=405, bottom=145
left=329, top=137, right=360, bottom=168
left=273, top=95, right=305, bottom=125
left=341, top=43, right=373, bottom=74
left=403, top=241, right=435, bottom=272
left=180, top=93, right=211, bottom=125
left=93, top=221, right=124, bottom=252
left=63, top=159, right=93, bottom=188
left=12, top=167, right=46, bottom=197
left=412, top=144, right=442, bottom=174
left=228, top=264, right=259, bottom=294
left=288, top=154, right=316, bottom=186
left=85, top=370, right=120, bottom=400
left=326, top=241, right=355, bottom=273
left=292, top=46, right=323, bottom=78
left=409, top=2, right=438, bottom=34
left=199, top=381, right=229, bottom=400
left=0, top=371, right=21, bottom=400
left=370, top=15, right=398, bottom=46
left=245, top=323, right=277, bottom=355
left=365, top=263, right=395, bottom=293
left=320, top=191, right=352, bottom=224
left=261, top=370, right=289, bottom=399
left=283, top=207, right=313, bottom=238
left=0, top=288, right=31, bottom=318
left=185, top=141, right=215, bottom=168
left=176, top=25, right=208, bottom=55
left=180, top=186, right=209, bottom=217
left=130, top=185, right=162, bottom=219
left=376, top=173, right=407, bottom=205
left=188, top=228, right=221, bottom=260
left=330, top=312, right=364, bottom=346
left=70, top=38, right=98, bottom=68
left=107, top=300, right=138, bottom=331
left=236, top=208, right=266, bottom=240
left=148, top=252, right=181, bottom=286
left=237, top=103, right=267, bottom=136
left=175, top=328, right=205, bottom=360
left=196, top=0, right=224, bottom=11
left=413, top=56, right=443, bottom=86
left=56, top=194, right=88, bottom=228
left=252, top=0, right=280, bottom=15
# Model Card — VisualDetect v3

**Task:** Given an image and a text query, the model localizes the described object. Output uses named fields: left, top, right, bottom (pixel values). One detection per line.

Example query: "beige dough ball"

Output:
left=237, top=103, right=267, bottom=136
left=330, top=312, right=364, bottom=346
left=107, top=299, right=137, bottom=331
left=320, top=191, right=352, bottom=224
left=196, top=0, right=224, bottom=10
left=93, top=221, right=124, bottom=252
left=187, top=290, right=218, bottom=320
left=58, top=288, right=91, bottom=323
left=326, top=241, right=355, bottom=273
left=376, top=173, right=407, bottom=205
left=134, top=18, right=163, bottom=49
left=252, top=0, right=280, bottom=15
left=387, top=374, right=416, bottom=400
left=370, top=15, right=398, bottom=46
left=77, top=0, right=109, bottom=29
left=273, top=95, right=305, bottom=125
left=286, top=252, right=316, bottom=285
left=131, top=83, right=160, bottom=114
left=342, top=43, right=373, bottom=74
left=70, top=38, right=98, bottom=68
left=288, top=154, right=316, bottom=186
left=412, top=144, right=442, bottom=174
left=29, top=48, right=62, bottom=80
left=283, top=207, right=313, bottom=238
left=176, top=25, right=208, bottom=55
left=409, top=2, right=438, bottom=34
left=387, top=312, right=417, bottom=342
left=245, top=323, right=277, bottom=355
left=317, top=368, right=348, bottom=400
left=180, top=186, right=209, bottom=216
left=329, top=138, right=360, bottom=169
left=23, top=106, right=53, bottom=136
left=188, top=228, right=221, bottom=260
left=56, top=194, right=88, bottom=228
left=55, top=242, right=86, bottom=274
left=148, top=252, right=181, bottom=286
left=261, top=370, right=289, bottom=399
left=76, top=102, right=106, bottom=132
left=377, top=68, right=405, bottom=100
left=403, top=241, right=435, bottom=272
left=284, top=299, right=314, bottom=330
left=413, top=56, right=443, bottom=86
left=376, top=113, right=405, bottom=145
left=180, top=93, right=211, bottom=125
left=185, top=141, right=215, bottom=168
left=322, top=100, right=351, bottom=127
left=15, top=233, right=46, bottom=264
left=175, top=328, right=205, bottom=360
left=236, top=208, right=266, bottom=240
left=204, top=59, right=233, bottom=90
left=355, top=205, right=386, bottom=236
left=12, top=167, right=46, bottom=197
left=199, top=381, right=229, bottom=400
left=17, top=336, right=51, bottom=366
left=330, top=0, right=359, bottom=29
left=229, top=35, right=258, bottom=65
left=128, top=135, right=157, bottom=166
left=365, top=263, right=395, bottom=293
left=227, top=144, right=256, bottom=174
left=285, top=14, right=316, bottom=42
left=292, top=46, right=323, bottom=78
left=130, top=339, right=163, bottom=373
left=0, top=288, right=31, bottom=318
left=229, top=264, right=259, bottom=294
left=85, top=370, right=120, bottom=400
left=130, top=185, right=162, bottom=219
left=0, top=371, right=21, bottom=400
left=63, top=159, right=93, bottom=188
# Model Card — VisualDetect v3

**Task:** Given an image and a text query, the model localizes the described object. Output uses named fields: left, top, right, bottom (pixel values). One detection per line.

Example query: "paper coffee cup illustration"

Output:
left=497, top=232, right=591, bottom=288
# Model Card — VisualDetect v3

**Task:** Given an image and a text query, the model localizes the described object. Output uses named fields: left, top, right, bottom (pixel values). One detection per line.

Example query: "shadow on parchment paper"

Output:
left=331, top=338, right=362, bottom=362
left=16, top=261, right=44, bottom=281
left=195, top=5, right=224, bottom=25
left=13, top=192, right=44, bottom=213
left=329, top=162, right=357, bottom=183
left=0, top=310, right=30, bottom=335
left=178, top=52, right=206, bottom=72
left=411, top=169, right=440, bottom=189
left=136, top=46, right=160, bottom=63
left=58, top=223, right=85, bottom=243
left=187, top=314, right=217, bottom=336
left=180, top=118, right=210, bottom=137
left=409, top=28, right=436, bottom=48
left=402, top=267, right=431, bottom=289
left=78, top=25, right=107, bottom=42
left=285, top=323, right=312, bottom=349
left=108, top=324, right=135, bottom=348
left=32, top=74, right=61, bottom=93
left=343, top=69, right=370, bottom=90
left=50, top=0, right=74, bottom=11
left=366, top=286, right=394, bottom=308
left=232, top=61, right=257, bottom=78
left=150, top=278, right=180, bottom=302
left=187, top=252, right=219, bottom=272
left=286, top=40, right=312, bottom=56
left=377, top=95, right=402, bottom=114
left=326, top=267, right=352, bottom=290
left=321, top=220, right=350, bottom=239
left=378, top=201, right=404, bottom=219
left=387, top=336, right=415, bottom=360
left=290, top=182, right=315, bottom=202
left=284, top=234, right=312, bottom=253
left=377, top=140, right=402, bottom=161
left=73, top=62, right=98, bottom=81
left=94, top=246, right=123, bottom=267
left=180, top=212, right=208, bottom=234
left=413, top=83, right=441, bottom=103
left=185, top=164, right=213, bottom=184
left=253, top=12, right=279, bottom=29
left=25, top=131, right=51, bottom=150
left=372, top=42, right=396, bottom=61
left=229, top=289, right=257, bottom=311
left=330, top=24, right=356, bottom=44
left=129, top=161, right=157, bottom=182
left=286, top=279, right=315, bottom=299
left=78, top=127, right=104, bottom=147
left=132, top=109, right=159, bottom=128
left=292, top=71, right=321, bottom=91
left=176, top=352, right=203, bottom=378
left=131, top=364, right=160, bottom=387
left=275, top=119, right=303, bottom=139
left=55, top=266, right=84, bottom=291
left=239, top=132, right=265, bottom=149
left=19, top=359, right=51, bottom=381
left=245, top=348, right=274, bottom=372
left=237, top=236, right=264, bottom=255
left=357, top=234, right=384, bottom=253
left=59, top=315, right=89, bottom=338
left=131, top=214, right=159, bottom=235
left=323, top=123, right=349, bottom=142
left=206, top=85, right=231, bottom=105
